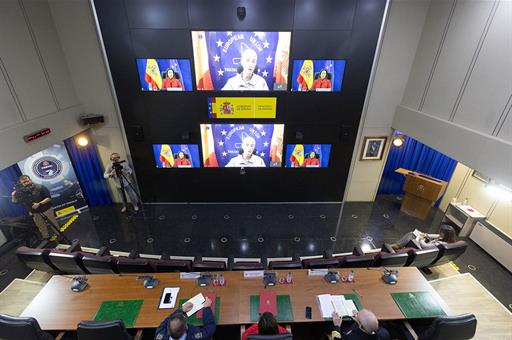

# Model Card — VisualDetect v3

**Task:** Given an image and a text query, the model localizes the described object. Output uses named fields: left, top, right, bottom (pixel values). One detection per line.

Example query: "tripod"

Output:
left=113, top=166, right=143, bottom=215
left=37, top=211, right=70, bottom=244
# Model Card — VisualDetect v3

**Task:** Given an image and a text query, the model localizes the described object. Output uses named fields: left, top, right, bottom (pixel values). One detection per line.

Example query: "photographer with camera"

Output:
left=103, top=152, right=140, bottom=213
left=11, top=175, right=60, bottom=240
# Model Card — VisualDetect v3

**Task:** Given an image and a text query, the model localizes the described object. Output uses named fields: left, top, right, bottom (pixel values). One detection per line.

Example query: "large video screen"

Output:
left=200, top=124, right=284, bottom=167
left=285, top=144, right=332, bottom=168
left=192, top=31, right=291, bottom=91
left=152, top=144, right=200, bottom=168
left=136, top=59, right=193, bottom=91
left=291, top=60, right=346, bottom=92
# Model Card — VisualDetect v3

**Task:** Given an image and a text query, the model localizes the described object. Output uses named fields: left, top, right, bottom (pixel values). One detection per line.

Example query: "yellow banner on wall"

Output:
left=208, top=97, right=277, bottom=119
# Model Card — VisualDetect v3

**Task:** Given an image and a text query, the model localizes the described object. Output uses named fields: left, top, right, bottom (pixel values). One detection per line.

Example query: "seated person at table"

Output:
left=155, top=297, right=215, bottom=340
left=390, top=224, right=456, bottom=250
left=328, top=309, right=390, bottom=340
left=242, top=312, right=289, bottom=340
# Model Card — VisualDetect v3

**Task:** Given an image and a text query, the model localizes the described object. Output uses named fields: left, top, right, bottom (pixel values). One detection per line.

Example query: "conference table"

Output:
left=20, top=268, right=450, bottom=331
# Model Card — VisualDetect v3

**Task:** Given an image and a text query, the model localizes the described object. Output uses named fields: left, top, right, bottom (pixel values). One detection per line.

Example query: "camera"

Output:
left=112, top=160, right=126, bottom=174
left=13, top=182, right=33, bottom=202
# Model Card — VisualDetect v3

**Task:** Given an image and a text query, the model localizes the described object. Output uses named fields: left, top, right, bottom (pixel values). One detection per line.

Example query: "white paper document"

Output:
left=180, top=272, right=201, bottom=279
left=244, top=270, right=264, bottom=278
left=158, top=287, right=180, bottom=309
left=184, top=293, right=206, bottom=316
left=317, top=294, right=358, bottom=318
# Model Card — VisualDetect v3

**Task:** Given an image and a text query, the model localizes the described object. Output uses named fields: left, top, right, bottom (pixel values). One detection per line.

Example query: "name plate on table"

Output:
left=308, top=269, right=329, bottom=276
left=180, top=272, right=201, bottom=279
left=244, top=270, right=264, bottom=278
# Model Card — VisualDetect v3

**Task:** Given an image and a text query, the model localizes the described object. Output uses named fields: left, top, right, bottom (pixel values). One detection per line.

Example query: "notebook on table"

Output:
left=317, top=294, right=358, bottom=318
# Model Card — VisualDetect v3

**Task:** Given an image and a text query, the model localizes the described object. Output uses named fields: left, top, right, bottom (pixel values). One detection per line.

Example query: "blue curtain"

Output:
left=64, top=134, right=112, bottom=206
left=378, top=133, right=457, bottom=206
left=0, top=164, right=26, bottom=218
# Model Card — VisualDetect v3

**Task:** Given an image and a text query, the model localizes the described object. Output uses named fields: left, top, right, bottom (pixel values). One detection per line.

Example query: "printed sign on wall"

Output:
left=17, top=143, right=87, bottom=217
left=208, top=97, right=277, bottom=119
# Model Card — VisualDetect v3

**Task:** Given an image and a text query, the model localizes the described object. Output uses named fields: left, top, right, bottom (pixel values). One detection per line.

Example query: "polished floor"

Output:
left=1, top=194, right=511, bottom=313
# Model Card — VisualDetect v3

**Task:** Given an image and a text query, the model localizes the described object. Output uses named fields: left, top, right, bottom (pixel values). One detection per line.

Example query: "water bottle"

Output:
left=286, top=272, right=292, bottom=284
left=219, top=274, right=225, bottom=286
left=347, top=270, right=355, bottom=282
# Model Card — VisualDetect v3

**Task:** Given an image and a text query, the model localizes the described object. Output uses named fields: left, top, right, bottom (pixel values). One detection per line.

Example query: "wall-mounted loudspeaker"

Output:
left=79, top=114, right=104, bottom=125
left=295, top=130, right=303, bottom=140
left=237, top=6, right=246, bottom=20
left=181, top=131, right=191, bottom=140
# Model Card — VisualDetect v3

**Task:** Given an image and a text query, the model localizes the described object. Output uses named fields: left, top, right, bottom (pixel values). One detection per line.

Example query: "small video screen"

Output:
left=285, top=144, right=332, bottom=168
left=152, top=144, right=200, bottom=168
left=291, top=60, right=346, bottom=92
left=192, top=31, right=291, bottom=91
left=200, top=124, right=284, bottom=167
left=136, top=59, right=193, bottom=91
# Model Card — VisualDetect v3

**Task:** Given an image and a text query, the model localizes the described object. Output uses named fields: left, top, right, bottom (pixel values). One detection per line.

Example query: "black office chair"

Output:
left=302, top=257, right=340, bottom=269
left=77, top=320, right=141, bottom=340
left=151, top=259, right=193, bottom=272
left=0, top=314, right=55, bottom=340
left=116, top=258, right=154, bottom=273
left=16, top=247, right=61, bottom=274
left=247, top=334, right=293, bottom=340
left=404, top=314, right=477, bottom=340
left=267, top=260, right=302, bottom=270
left=232, top=261, right=265, bottom=271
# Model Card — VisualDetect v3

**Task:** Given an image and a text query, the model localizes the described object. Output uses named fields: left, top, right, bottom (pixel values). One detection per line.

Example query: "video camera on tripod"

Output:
left=111, top=160, right=127, bottom=175
left=12, top=182, right=34, bottom=202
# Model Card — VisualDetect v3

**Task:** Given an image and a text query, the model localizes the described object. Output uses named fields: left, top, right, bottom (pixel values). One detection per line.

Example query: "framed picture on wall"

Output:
left=471, top=170, right=490, bottom=183
left=360, top=136, right=387, bottom=160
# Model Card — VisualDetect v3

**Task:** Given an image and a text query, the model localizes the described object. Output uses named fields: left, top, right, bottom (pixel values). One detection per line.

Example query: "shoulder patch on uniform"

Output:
left=194, top=333, right=203, bottom=339
left=155, top=333, right=163, bottom=340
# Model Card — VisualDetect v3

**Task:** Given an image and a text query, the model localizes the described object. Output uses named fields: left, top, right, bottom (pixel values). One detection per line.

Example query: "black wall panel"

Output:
left=188, top=0, right=295, bottom=30
left=125, top=0, right=190, bottom=29
left=93, top=0, right=387, bottom=202
left=293, top=0, right=357, bottom=30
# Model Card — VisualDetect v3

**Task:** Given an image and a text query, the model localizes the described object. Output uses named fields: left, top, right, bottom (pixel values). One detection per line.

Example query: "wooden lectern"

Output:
left=395, top=168, right=448, bottom=220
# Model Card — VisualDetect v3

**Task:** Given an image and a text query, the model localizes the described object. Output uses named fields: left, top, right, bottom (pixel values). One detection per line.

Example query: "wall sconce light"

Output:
left=76, top=136, right=89, bottom=147
left=392, top=135, right=405, bottom=148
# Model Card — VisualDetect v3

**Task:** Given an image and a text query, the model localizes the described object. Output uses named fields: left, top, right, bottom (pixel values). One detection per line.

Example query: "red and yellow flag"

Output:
left=144, top=59, right=162, bottom=90
left=290, top=144, right=304, bottom=167
left=299, top=60, right=314, bottom=90
left=159, top=144, right=174, bottom=168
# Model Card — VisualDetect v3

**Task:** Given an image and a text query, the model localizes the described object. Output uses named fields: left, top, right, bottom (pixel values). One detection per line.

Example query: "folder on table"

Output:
left=197, top=293, right=216, bottom=318
left=259, top=291, right=277, bottom=315
left=317, top=294, right=357, bottom=318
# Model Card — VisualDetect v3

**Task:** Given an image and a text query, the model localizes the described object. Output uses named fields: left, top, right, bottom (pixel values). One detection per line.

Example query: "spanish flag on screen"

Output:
left=201, top=125, right=218, bottom=167
left=290, top=144, right=304, bottom=167
left=144, top=59, right=162, bottom=90
left=299, top=60, right=314, bottom=90
left=159, top=144, right=174, bottom=168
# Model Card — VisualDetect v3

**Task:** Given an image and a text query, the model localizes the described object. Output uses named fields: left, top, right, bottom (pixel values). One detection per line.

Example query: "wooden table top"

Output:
left=20, top=268, right=450, bottom=330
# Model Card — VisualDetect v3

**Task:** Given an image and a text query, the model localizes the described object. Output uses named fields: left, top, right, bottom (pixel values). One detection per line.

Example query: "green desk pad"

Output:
left=391, top=292, right=446, bottom=318
left=250, top=295, right=293, bottom=322
left=93, top=300, right=143, bottom=327
left=178, top=297, right=221, bottom=326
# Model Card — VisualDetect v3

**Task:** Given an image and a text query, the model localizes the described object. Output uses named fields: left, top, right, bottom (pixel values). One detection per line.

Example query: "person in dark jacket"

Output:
left=329, top=309, right=390, bottom=340
left=155, top=297, right=216, bottom=340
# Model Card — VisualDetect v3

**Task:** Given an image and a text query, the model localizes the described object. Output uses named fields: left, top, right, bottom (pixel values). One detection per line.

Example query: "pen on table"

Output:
left=352, top=288, right=363, bottom=298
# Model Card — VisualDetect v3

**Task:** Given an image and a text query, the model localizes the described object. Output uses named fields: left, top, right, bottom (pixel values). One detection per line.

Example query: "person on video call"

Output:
left=174, top=151, right=192, bottom=167
left=226, top=136, right=266, bottom=167
left=222, top=49, right=269, bottom=91
left=161, top=68, right=183, bottom=90
left=303, top=151, right=320, bottom=167
left=104, top=152, right=140, bottom=213
left=312, top=69, right=332, bottom=91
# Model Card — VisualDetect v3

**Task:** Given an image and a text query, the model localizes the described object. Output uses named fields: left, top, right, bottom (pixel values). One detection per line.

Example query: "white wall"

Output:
left=440, top=162, right=511, bottom=238
left=396, top=0, right=512, bottom=188
left=0, top=0, right=85, bottom=169
left=0, top=0, right=127, bottom=203
left=48, top=0, right=129, bottom=202
left=345, top=0, right=430, bottom=201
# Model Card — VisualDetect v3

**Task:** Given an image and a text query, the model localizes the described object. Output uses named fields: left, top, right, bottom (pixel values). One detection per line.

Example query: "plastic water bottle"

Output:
left=219, top=274, right=225, bottom=286
left=347, top=270, right=355, bottom=282
left=286, top=272, right=292, bottom=284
